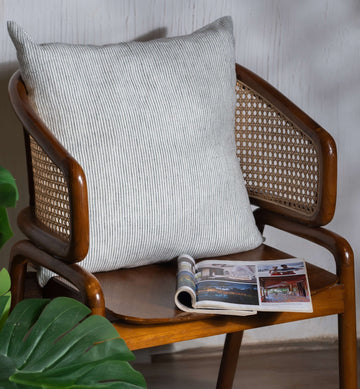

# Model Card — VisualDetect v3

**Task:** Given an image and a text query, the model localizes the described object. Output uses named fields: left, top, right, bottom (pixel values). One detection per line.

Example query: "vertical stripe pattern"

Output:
left=8, top=17, right=263, bottom=285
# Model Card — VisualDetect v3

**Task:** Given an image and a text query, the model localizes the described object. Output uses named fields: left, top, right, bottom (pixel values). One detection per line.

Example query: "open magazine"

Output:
left=175, top=254, right=313, bottom=316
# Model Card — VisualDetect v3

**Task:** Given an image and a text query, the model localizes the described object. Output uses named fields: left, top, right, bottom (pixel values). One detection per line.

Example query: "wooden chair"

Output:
left=8, top=64, right=357, bottom=389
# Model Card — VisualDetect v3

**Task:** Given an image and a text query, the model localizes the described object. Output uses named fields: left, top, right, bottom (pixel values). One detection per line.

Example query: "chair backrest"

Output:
left=9, top=64, right=337, bottom=264
left=235, top=64, right=337, bottom=226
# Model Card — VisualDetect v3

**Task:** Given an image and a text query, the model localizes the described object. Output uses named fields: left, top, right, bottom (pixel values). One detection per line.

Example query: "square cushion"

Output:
left=8, top=17, right=263, bottom=285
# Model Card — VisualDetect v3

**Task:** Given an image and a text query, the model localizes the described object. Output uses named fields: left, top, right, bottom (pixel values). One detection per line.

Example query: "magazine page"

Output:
left=194, top=259, right=261, bottom=311
left=175, top=254, right=197, bottom=311
left=257, top=259, right=313, bottom=312
left=175, top=254, right=257, bottom=316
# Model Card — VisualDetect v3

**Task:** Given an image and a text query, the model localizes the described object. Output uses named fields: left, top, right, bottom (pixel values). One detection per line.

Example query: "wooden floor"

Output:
left=132, top=342, right=359, bottom=389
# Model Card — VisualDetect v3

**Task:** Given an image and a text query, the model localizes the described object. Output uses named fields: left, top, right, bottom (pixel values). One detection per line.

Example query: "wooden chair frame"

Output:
left=8, top=64, right=357, bottom=389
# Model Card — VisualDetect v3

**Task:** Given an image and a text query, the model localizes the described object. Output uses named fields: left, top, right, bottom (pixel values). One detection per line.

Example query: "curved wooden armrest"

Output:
left=10, top=240, right=105, bottom=316
left=17, top=207, right=69, bottom=258
left=254, top=208, right=354, bottom=280
left=8, top=71, right=89, bottom=263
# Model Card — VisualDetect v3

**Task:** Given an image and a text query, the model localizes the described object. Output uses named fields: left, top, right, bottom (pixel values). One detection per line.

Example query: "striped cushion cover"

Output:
left=8, top=17, right=262, bottom=285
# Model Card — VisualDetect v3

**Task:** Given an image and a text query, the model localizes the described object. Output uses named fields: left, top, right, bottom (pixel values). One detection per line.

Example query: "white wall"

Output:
left=1, top=0, right=359, bottom=347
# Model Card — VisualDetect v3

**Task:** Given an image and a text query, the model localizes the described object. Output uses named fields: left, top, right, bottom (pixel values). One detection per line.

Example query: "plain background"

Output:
left=0, top=0, right=359, bottom=349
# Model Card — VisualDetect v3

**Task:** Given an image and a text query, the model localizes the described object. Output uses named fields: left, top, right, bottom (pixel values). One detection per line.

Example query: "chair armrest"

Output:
left=254, top=208, right=354, bottom=282
left=10, top=240, right=105, bottom=316
left=8, top=71, right=89, bottom=263
left=236, top=64, right=337, bottom=226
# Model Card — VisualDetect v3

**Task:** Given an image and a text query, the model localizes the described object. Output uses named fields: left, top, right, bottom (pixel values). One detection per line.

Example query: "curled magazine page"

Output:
left=174, top=254, right=197, bottom=312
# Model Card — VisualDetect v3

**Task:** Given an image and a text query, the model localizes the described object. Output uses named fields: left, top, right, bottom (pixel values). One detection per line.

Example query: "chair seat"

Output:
left=43, top=244, right=338, bottom=326
left=91, top=244, right=338, bottom=324
left=36, top=242, right=341, bottom=351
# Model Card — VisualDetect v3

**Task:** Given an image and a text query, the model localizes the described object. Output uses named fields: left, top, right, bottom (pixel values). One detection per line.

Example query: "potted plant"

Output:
left=0, top=167, right=146, bottom=388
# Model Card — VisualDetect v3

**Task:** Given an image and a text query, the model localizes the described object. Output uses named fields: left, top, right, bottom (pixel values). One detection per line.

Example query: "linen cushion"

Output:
left=8, top=17, right=263, bottom=285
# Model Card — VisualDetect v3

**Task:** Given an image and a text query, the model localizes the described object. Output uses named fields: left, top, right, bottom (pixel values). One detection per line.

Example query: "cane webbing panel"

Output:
left=235, top=80, right=320, bottom=217
left=29, top=136, right=71, bottom=241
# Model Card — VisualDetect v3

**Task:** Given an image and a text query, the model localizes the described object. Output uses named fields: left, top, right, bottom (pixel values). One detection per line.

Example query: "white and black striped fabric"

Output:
left=8, top=17, right=263, bottom=286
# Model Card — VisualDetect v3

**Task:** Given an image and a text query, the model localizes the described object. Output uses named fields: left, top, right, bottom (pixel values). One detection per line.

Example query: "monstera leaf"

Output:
left=0, top=268, right=11, bottom=332
left=0, top=166, right=18, bottom=249
left=0, top=297, right=146, bottom=388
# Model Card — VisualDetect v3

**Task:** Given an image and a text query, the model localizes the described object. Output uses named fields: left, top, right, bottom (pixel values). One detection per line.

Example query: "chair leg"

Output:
left=216, top=331, right=243, bottom=389
left=336, top=240, right=358, bottom=389
left=338, top=299, right=358, bottom=388
left=9, top=241, right=29, bottom=310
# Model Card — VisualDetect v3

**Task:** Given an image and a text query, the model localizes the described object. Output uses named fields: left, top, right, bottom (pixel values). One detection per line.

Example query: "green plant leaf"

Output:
left=0, top=297, right=146, bottom=388
left=0, top=299, right=50, bottom=356
left=0, top=294, right=11, bottom=332
left=0, top=268, right=11, bottom=296
left=0, top=354, right=17, bottom=388
left=0, top=269, right=11, bottom=332
left=0, top=167, right=18, bottom=249
left=0, top=167, right=19, bottom=208
left=0, top=208, right=13, bottom=249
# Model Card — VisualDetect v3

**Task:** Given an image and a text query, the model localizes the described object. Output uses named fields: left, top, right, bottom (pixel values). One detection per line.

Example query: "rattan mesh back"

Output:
left=235, top=80, right=320, bottom=217
left=29, top=136, right=71, bottom=241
